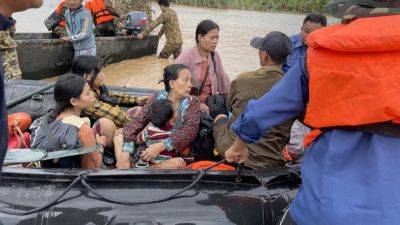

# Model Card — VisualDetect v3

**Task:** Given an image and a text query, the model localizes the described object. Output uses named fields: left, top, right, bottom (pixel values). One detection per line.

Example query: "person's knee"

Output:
left=99, top=118, right=117, bottom=145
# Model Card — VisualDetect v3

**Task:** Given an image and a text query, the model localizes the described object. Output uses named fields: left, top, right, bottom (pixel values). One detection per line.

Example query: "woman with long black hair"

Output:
left=30, top=74, right=107, bottom=169
left=176, top=20, right=230, bottom=115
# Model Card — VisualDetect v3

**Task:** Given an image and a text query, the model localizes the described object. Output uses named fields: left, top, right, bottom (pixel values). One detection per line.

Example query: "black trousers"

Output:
left=279, top=210, right=297, bottom=225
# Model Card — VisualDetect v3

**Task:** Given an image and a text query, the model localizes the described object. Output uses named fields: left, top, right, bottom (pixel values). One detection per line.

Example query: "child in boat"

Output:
left=30, top=74, right=108, bottom=169
left=136, top=99, right=187, bottom=168
left=61, top=0, right=96, bottom=56
left=137, top=99, right=177, bottom=159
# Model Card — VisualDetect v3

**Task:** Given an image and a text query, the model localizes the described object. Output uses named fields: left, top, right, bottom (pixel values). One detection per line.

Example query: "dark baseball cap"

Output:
left=250, top=31, right=292, bottom=61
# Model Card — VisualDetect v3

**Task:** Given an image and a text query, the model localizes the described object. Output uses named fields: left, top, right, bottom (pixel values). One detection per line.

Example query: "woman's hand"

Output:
left=137, top=33, right=145, bottom=40
left=116, top=152, right=132, bottom=169
left=137, top=96, right=149, bottom=105
left=96, top=134, right=108, bottom=148
left=141, top=142, right=165, bottom=162
left=200, top=103, right=210, bottom=115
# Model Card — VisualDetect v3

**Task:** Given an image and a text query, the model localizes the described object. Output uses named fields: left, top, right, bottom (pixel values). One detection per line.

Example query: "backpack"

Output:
left=191, top=111, right=220, bottom=162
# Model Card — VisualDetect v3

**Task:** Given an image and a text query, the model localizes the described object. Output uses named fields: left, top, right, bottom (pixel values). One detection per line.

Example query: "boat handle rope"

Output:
left=0, top=159, right=229, bottom=216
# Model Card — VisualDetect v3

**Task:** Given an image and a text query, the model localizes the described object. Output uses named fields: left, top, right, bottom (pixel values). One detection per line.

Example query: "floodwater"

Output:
left=14, top=1, right=334, bottom=89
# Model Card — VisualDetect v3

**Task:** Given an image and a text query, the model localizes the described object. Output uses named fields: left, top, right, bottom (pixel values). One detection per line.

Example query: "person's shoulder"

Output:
left=62, top=115, right=91, bottom=128
left=176, top=47, right=195, bottom=62
left=188, top=95, right=200, bottom=105
left=290, top=33, right=301, bottom=44
left=235, top=70, right=257, bottom=81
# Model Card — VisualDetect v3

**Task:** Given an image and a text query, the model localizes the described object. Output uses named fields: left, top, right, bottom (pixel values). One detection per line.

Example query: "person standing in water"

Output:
left=137, top=0, right=183, bottom=59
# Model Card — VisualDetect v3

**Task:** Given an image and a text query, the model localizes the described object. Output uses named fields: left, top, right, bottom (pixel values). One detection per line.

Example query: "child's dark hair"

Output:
left=195, top=20, right=219, bottom=43
left=158, top=0, right=169, bottom=7
left=148, top=99, right=174, bottom=128
left=159, top=64, right=189, bottom=92
left=71, top=55, right=103, bottom=89
left=50, top=74, right=87, bottom=121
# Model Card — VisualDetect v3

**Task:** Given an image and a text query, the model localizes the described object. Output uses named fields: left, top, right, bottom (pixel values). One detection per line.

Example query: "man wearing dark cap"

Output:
left=213, top=31, right=294, bottom=170
left=225, top=1, right=400, bottom=225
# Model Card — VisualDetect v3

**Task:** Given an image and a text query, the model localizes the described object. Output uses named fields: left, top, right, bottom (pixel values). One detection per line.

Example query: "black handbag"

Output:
left=192, top=111, right=220, bottom=162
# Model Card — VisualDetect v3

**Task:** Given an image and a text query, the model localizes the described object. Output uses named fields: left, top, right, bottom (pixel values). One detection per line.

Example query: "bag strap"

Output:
left=197, top=52, right=218, bottom=96
left=40, top=114, right=63, bottom=151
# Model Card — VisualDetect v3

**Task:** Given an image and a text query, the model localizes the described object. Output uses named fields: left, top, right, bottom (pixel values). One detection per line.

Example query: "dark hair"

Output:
left=50, top=74, right=87, bottom=120
left=159, top=64, right=189, bottom=92
left=157, top=0, right=169, bottom=7
left=71, top=55, right=103, bottom=89
left=303, top=13, right=327, bottom=27
left=195, top=20, right=219, bottom=43
left=148, top=99, right=174, bottom=128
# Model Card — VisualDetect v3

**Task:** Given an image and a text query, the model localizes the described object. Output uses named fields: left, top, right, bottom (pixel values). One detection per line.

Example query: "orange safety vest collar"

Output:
left=304, top=15, right=400, bottom=130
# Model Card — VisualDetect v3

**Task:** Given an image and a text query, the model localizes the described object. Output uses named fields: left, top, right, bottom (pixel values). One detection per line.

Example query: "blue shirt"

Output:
left=0, top=13, right=15, bottom=173
left=231, top=57, right=400, bottom=225
left=282, top=34, right=307, bottom=73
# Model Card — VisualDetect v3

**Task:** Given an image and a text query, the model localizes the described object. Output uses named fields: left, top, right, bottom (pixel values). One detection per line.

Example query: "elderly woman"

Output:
left=176, top=20, right=230, bottom=115
left=118, top=64, right=201, bottom=169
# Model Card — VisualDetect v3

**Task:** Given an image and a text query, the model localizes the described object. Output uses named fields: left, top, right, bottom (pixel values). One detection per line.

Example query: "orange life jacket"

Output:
left=84, top=0, right=115, bottom=25
left=55, top=0, right=67, bottom=27
left=304, top=15, right=400, bottom=130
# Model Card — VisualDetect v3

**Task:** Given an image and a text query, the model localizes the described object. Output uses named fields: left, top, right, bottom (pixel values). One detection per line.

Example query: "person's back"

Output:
left=214, top=31, right=293, bottom=170
left=30, top=115, right=91, bottom=168
left=84, top=0, right=117, bottom=36
left=225, top=68, right=292, bottom=169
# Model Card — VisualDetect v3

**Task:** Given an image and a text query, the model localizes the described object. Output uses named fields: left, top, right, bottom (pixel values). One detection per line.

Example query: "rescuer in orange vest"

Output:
left=224, top=1, right=400, bottom=224
left=44, top=0, right=69, bottom=37
left=84, top=0, right=118, bottom=37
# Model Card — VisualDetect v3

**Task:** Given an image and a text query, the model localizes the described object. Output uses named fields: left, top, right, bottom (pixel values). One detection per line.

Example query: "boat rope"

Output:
left=0, top=174, right=83, bottom=216
left=0, top=159, right=229, bottom=216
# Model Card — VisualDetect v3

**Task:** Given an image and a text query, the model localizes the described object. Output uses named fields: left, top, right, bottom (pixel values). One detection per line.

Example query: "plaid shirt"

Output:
left=83, top=90, right=146, bottom=127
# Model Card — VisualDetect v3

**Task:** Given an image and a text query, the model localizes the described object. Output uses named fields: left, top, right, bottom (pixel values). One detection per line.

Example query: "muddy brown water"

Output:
left=14, top=1, right=336, bottom=89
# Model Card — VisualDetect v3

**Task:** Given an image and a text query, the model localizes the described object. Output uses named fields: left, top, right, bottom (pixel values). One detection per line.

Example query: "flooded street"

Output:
left=14, top=1, right=331, bottom=89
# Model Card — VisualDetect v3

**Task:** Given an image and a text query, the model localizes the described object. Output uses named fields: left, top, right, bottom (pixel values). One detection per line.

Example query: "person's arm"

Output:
left=158, top=25, right=165, bottom=37
left=141, top=12, right=165, bottom=37
left=122, top=97, right=154, bottom=143
left=104, top=0, right=120, bottom=17
left=78, top=123, right=106, bottom=169
left=165, top=97, right=201, bottom=152
left=83, top=100, right=131, bottom=128
left=226, top=79, right=236, bottom=113
left=69, top=11, right=93, bottom=42
left=65, top=12, right=73, bottom=37
left=108, top=91, right=148, bottom=105
left=231, top=57, right=309, bottom=144
left=214, top=52, right=231, bottom=95
left=118, top=98, right=154, bottom=168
